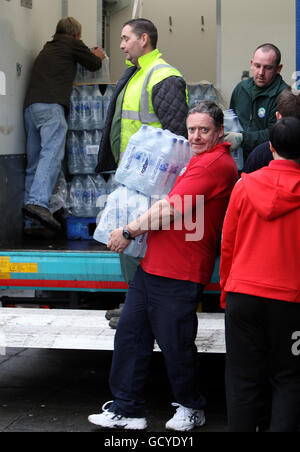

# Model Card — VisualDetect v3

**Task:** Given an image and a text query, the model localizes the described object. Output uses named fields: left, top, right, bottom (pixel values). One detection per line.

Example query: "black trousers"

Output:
left=225, top=292, right=300, bottom=432
left=108, top=266, right=206, bottom=417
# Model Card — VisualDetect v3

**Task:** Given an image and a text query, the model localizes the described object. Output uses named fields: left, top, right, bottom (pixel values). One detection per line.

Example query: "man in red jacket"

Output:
left=220, top=117, right=300, bottom=432
left=88, top=101, right=238, bottom=431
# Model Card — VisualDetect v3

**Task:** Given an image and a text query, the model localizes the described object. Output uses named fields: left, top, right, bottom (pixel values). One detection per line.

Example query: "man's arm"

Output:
left=152, top=76, right=189, bottom=137
left=107, top=198, right=176, bottom=253
left=73, top=40, right=104, bottom=71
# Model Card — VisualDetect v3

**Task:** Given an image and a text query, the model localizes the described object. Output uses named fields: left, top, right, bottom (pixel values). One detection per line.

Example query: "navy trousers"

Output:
left=109, top=266, right=206, bottom=417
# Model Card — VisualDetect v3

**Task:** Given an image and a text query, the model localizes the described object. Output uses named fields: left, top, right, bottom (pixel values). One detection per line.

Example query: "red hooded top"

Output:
left=220, top=159, right=300, bottom=308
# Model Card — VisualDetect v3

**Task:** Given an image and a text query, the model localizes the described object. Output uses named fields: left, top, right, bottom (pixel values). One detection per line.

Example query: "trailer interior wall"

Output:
left=108, top=0, right=296, bottom=106
left=68, top=0, right=99, bottom=48
left=221, top=0, right=296, bottom=105
left=108, top=0, right=217, bottom=86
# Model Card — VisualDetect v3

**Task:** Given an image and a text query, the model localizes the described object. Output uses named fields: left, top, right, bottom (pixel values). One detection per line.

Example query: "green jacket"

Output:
left=230, top=75, right=288, bottom=158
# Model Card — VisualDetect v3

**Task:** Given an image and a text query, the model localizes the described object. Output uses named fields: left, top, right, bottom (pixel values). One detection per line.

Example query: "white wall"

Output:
left=68, top=0, right=98, bottom=48
left=0, top=0, right=61, bottom=155
left=109, top=0, right=217, bottom=84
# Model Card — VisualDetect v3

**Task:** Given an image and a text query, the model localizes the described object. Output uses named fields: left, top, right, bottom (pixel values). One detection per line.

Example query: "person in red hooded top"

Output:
left=220, top=117, right=300, bottom=432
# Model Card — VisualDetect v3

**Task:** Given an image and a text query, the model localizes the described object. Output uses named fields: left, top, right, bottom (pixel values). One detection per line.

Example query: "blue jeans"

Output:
left=109, top=266, right=206, bottom=418
left=24, top=103, right=68, bottom=209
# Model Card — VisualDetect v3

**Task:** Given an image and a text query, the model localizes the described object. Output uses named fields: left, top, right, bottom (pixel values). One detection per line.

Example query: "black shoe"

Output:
left=24, top=204, right=61, bottom=231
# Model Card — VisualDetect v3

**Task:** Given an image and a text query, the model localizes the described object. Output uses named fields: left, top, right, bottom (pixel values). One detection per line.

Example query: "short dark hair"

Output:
left=277, top=86, right=300, bottom=119
left=188, top=101, right=224, bottom=130
left=269, top=117, right=300, bottom=162
left=123, top=18, right=158, bottom=49
left=255, top=43, right=281, bottom=66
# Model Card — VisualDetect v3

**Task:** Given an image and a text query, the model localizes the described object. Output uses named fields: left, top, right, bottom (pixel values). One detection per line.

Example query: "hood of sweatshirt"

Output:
left=241, top=160, right=300, bottom=221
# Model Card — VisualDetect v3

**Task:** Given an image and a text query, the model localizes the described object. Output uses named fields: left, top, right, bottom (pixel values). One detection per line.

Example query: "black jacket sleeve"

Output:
left=152, top=76, right=189, bottom=138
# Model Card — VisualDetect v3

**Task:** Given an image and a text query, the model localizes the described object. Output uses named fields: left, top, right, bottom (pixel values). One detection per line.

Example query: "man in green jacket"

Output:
left=226, top=43, right=288, bottom=160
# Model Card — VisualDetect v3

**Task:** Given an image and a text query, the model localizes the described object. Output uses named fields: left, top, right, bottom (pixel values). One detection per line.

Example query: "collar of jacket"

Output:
left=125, top=48, right=162, bottom=70
left=242, top=74, right=285, bottom=99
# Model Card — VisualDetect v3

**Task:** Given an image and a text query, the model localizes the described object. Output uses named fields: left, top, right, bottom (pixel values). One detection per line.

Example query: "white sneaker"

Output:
left=88, top=400, right=147, bottom=430
left=165, top=403, right=206, bottom=431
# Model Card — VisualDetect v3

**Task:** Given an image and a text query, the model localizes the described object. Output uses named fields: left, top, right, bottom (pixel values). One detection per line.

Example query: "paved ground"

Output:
left=0, top=347, right=227, bottom=434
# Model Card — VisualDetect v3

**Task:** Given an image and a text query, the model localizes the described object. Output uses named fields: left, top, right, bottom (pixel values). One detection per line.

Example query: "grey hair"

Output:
left=188, top=101, right=224, bottom=130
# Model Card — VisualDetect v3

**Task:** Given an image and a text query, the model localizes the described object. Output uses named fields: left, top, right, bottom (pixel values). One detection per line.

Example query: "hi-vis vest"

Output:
left=120, top=49, right=187, bottom=157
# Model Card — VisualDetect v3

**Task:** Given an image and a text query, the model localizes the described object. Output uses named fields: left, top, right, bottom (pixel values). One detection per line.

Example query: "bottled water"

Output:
left=203, top=84, right=217, bottom=102
left=90, top=85, right=103, bottom=130
left=125, top=233, right=148, bottom=258
left=78, top=85, right=93, bottom=130
left=94, top=186, right=128, bottom=243
left=106, top=173, right=120, bottom=194
left=94, top=173, right=108, bottom=214
left=224, top=109, right=244, bottom=171
left=80, top=130, right=100, bottom=174
left=82, top=175, right=96, bottom=217
left=102, top=85, right=114, bottom=127
left=67, top=131, right=81, bottom=174
left=94, top=185, right=150, bottom=258
left=188, top=84, right=203, bottom=108
left=74, top=63, right=89, bottom=84
left=69, top=175, right=84, bottom=217
left=68, top=87, right=80, bottom=130
left=115, top=126, right=193, bottom=197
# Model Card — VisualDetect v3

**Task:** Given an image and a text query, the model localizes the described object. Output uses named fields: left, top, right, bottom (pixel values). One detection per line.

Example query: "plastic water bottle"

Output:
left=125, top=233, right=148, bottom=258
left=80, top=130, right=100, bottom=174
left=78, top=85, right=92, bottom=130
left=224, top=109, right=244, bottom=171
left=106, top=173, right=120, bottom=194
left=102, top=85, right=114, bottom=126
left=70, top=175, right=84, bottom=217
left=90, top=85, right=103, bottom=130
left=204, top=84, right=217, bottom=102
left=69, top=87, right=79, bottom=130
left=188, top=84, right=203, bottom=108
left=94, top=174, right=108, bottom=213
left=67, top=131, right=80, bottom=174
left=82, top=176, right=96, bottom=217
left=116, top=127, right=193, bottom=197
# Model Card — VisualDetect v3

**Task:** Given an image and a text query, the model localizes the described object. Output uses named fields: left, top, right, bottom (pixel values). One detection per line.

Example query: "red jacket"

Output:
left=220, top=159, right=300, bottom=308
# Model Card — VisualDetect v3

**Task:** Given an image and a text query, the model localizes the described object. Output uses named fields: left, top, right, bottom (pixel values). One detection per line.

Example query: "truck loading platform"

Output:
left=0, top=308, right=225, bottom=354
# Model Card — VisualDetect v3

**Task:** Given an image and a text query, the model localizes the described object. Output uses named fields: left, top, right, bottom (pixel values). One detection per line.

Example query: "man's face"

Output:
left=187, top=113, right=224, bottom=156
left=120, top=25, right=145, bottom=66
left=251, top=48, right=282, bottom=88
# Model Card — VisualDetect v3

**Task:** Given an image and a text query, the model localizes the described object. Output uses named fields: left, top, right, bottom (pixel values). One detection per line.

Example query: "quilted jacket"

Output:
left=96, top=67, right=188, bottom=173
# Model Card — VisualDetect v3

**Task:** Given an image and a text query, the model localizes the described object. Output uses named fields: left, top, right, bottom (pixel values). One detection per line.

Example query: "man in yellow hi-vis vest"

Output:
left=96, top=19, right=189, bottom=311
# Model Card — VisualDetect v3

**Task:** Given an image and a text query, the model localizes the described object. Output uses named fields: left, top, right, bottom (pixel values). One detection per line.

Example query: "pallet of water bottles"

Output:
left=187, top=82, right=218, bottom=108
left=66, top=173, right=119, bottom=241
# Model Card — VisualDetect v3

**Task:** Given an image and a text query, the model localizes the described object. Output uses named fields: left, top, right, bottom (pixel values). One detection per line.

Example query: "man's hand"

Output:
left=224, top=132, right=243, bottom=151
left=91, top=46, right=106, bottom=61
left=107, top=228, right=130, bottom=253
